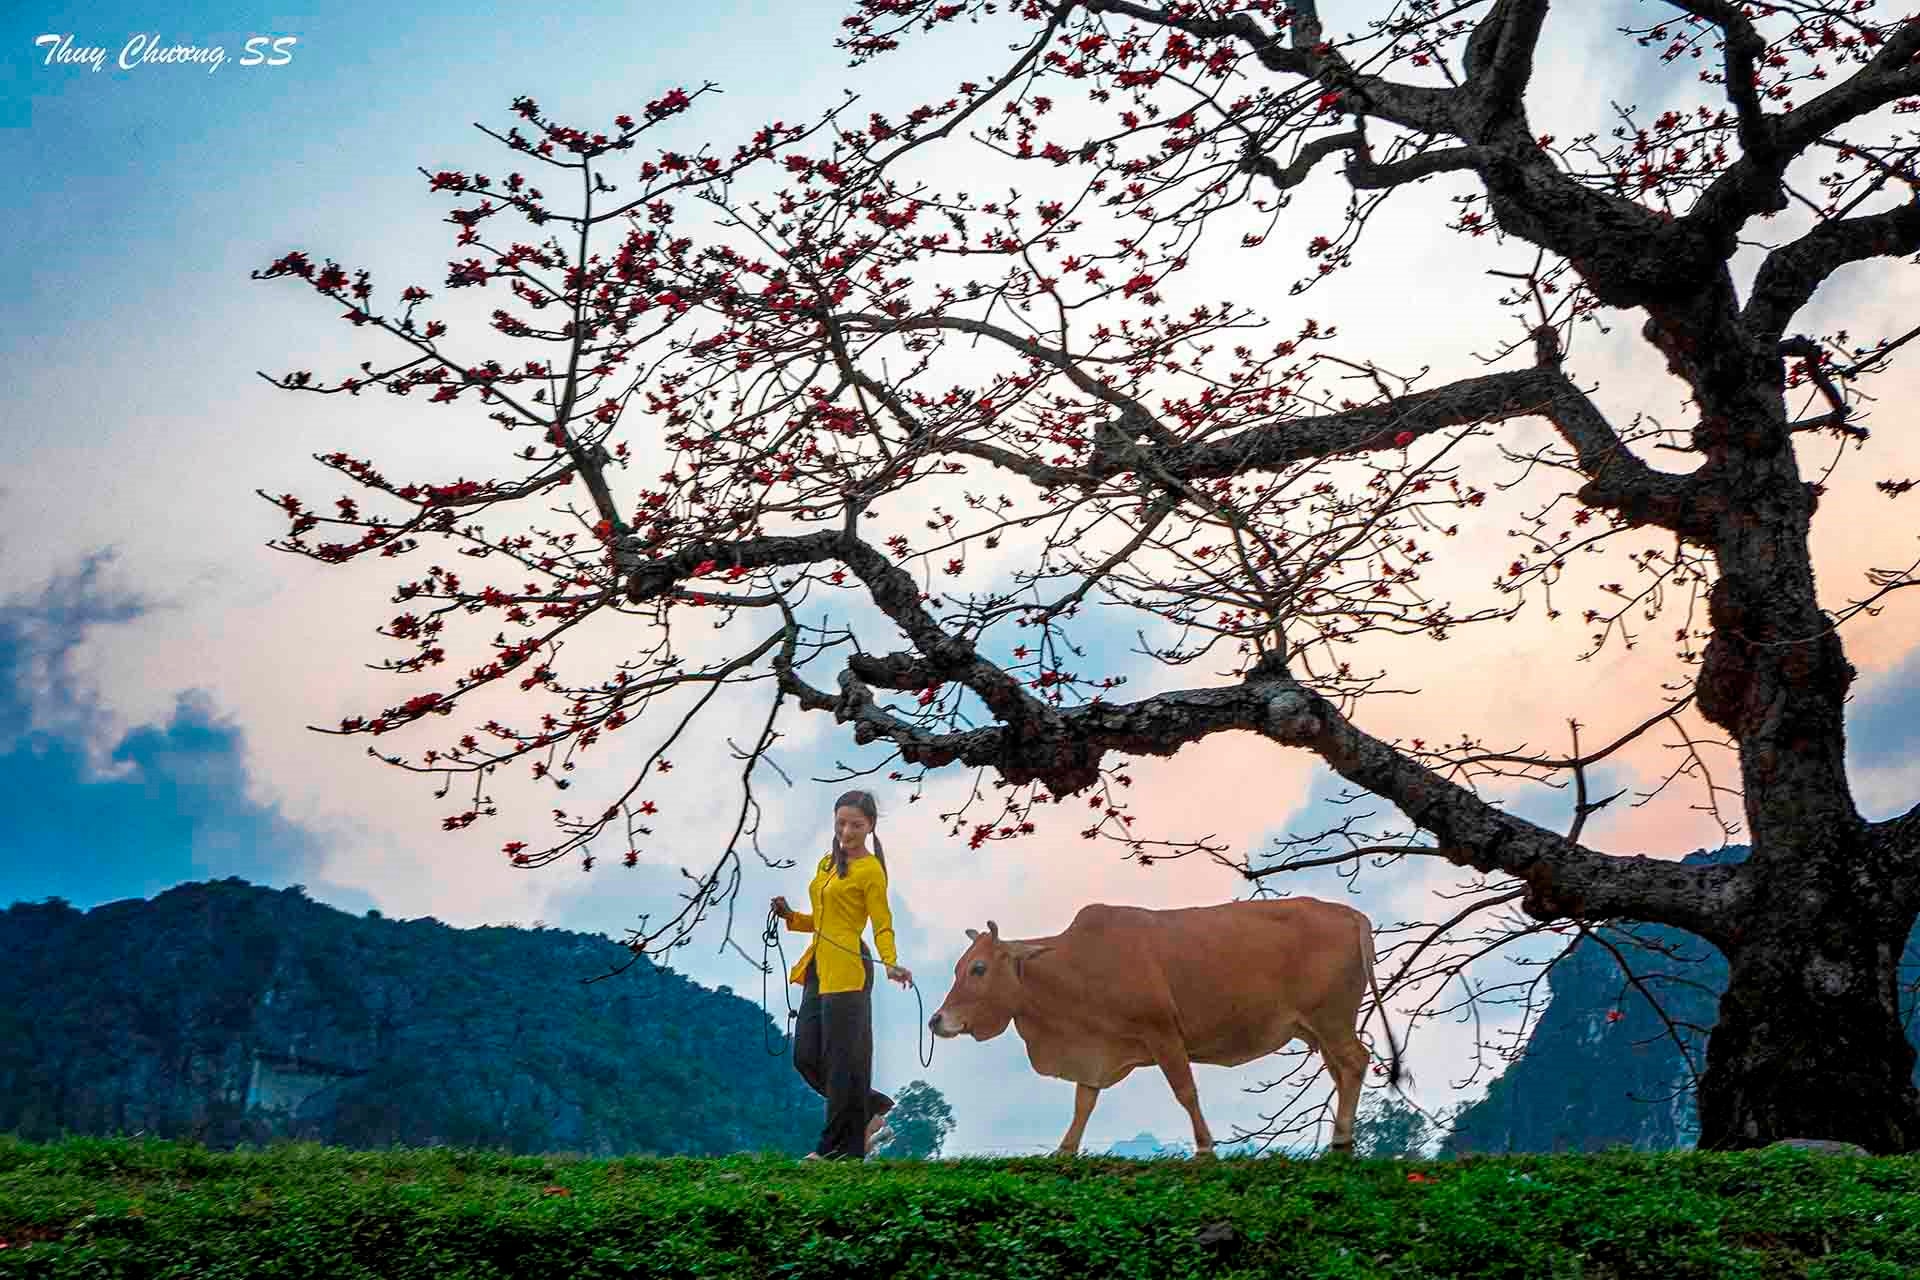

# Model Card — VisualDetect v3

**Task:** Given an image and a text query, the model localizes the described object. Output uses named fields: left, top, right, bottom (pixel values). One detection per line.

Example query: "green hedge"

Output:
left=3, top=1137, right=1917, bottom=1278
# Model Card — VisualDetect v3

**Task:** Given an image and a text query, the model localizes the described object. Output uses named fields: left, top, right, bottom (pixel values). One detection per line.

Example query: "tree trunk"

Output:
left=1699, top=887, right=1920, bottom=1153
left=1644, top=335, right=1920, bottom=1153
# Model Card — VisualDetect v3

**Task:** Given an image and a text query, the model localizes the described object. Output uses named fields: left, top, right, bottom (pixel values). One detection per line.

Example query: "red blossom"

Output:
left=647, top=87, right=692, bottom=119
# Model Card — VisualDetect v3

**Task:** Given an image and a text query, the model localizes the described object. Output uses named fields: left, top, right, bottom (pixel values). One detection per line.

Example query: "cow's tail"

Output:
left=1357, top=913, right=1410, bottom=1093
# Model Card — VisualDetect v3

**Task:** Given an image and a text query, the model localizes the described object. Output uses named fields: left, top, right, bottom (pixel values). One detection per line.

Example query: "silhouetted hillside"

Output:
left=0, top=878, right=818, bottom=1156
left=1444, top=846, right=1920, bottom=1154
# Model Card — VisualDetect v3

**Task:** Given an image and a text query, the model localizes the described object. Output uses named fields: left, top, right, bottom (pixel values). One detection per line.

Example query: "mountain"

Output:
left=1106, top=1131, right=1191, bottom=1158
left=0, top=878, right=819, bottom=1156
left=1442, top=846, right=1920, bottom=1154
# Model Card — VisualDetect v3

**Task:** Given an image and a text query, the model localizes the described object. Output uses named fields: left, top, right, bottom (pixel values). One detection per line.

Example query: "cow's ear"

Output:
left=1011, top=943, right=1052, bottom=980
left=965, top=928, right=980, bottom=942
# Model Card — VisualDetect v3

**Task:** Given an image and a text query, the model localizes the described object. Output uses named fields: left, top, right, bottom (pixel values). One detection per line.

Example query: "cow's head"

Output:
left=927, top=920, right=1051, bottom=1041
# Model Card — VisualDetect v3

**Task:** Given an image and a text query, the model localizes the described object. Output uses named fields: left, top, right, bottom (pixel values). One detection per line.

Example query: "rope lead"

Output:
left=761, top=904, right=934, bottom=1069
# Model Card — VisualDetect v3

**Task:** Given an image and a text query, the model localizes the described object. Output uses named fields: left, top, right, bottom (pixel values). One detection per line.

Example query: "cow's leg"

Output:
left=1153, top=1044, right=1215, bottom=1158
left=1055, top=1083, right=1100, bottom=1156
left=1323, top=1033, right=1369, bottom=1156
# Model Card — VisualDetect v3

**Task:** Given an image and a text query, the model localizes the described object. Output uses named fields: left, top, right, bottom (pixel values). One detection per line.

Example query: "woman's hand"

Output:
left=886, top=964, right=912, bottom=988
left=771, top=895, right=791, bottom=920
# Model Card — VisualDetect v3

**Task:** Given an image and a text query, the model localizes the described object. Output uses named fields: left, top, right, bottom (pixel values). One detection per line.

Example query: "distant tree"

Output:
left=1353, top=1093, right=1430, bottom=1160
left=874, top=1079, right=955, bottom=1160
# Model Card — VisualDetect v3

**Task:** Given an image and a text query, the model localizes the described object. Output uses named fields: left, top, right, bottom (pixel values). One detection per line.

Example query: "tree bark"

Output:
left=1696, top=509, right=1920, bottom=1147
left=1701, top=881, right=1920, bottom=1153
left=1677, top=338, right=1920, bottom=1150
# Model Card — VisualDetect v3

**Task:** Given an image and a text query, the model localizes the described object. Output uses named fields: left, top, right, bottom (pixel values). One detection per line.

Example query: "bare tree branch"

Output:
left=1744, top=198, right=1920, bottom=342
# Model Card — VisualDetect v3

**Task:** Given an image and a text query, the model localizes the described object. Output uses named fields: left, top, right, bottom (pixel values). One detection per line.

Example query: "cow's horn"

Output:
left=965, top=928, right=980, bottom=941
left=987, top=919, right=999, bottom=940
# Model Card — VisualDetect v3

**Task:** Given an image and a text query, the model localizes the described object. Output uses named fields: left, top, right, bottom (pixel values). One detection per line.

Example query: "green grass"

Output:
left=1, top=1137, right=1917, bottom=1278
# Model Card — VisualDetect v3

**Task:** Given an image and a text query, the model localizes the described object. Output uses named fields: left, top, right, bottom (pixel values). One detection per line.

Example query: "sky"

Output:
left=6, top=1, right=1920, bottom=1158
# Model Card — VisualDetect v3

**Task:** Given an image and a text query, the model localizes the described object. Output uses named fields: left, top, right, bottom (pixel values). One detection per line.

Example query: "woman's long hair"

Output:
left=829, top=789, right=886, bottom=879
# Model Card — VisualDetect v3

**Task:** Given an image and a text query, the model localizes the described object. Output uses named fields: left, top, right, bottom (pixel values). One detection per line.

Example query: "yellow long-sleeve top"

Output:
left=784, top=851, right=898, bottom=994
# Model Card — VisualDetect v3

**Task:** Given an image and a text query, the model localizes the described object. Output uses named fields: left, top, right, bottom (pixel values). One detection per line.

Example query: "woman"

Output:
left=771, top=789, right=913, bottom=1160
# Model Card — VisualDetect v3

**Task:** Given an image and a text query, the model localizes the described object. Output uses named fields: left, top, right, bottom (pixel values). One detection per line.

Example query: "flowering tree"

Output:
left=258, top=0, right=1920, bottom=1153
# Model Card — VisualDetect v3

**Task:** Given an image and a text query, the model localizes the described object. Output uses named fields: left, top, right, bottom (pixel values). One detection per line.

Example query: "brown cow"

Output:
left=927, top=898, right=1405, bottom=1156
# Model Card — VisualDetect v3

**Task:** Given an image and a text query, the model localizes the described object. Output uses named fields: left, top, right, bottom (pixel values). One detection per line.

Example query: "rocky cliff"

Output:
left=1443, top=846, right=1920, bottom=1154
left=0, top=878, right=819, bottom=1156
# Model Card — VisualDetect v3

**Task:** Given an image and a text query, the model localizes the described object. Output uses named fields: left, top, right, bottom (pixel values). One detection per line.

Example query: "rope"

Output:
left=760, top=905, right=798, bottom=1057
left=761, top=904, right=935, bottom=1070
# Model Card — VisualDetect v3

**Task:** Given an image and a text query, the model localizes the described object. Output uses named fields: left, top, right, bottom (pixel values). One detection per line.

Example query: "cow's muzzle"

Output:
left=928, top=1010, right=964, bottom=1038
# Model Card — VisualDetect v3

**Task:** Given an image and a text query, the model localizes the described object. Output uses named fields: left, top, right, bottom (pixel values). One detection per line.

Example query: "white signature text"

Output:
left=34, top=33, right=299, bottom=75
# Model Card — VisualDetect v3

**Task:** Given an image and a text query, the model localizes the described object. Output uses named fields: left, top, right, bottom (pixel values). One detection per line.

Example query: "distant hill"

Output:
left=0, top=878, right=819, bottom=1156
left=1104, top=1132, right=1278, bottom=1158
left=1443, top=846, right=1920, bottom=1154
left=1106, top=1130, right=1191, bottom=1158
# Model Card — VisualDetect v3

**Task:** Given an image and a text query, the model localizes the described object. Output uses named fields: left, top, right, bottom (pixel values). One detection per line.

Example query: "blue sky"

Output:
left=6, top=1, right=1920, bottom=1157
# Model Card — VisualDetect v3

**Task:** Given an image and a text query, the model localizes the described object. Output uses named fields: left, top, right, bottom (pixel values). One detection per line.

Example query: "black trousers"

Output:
left=794, top=949, right=894, bottom=1158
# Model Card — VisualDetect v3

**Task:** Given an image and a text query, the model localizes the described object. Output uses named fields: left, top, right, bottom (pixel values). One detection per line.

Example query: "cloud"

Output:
left=0, top=551, right=371, bottom=914
left=1846, top=643, right=1920, bottom=823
